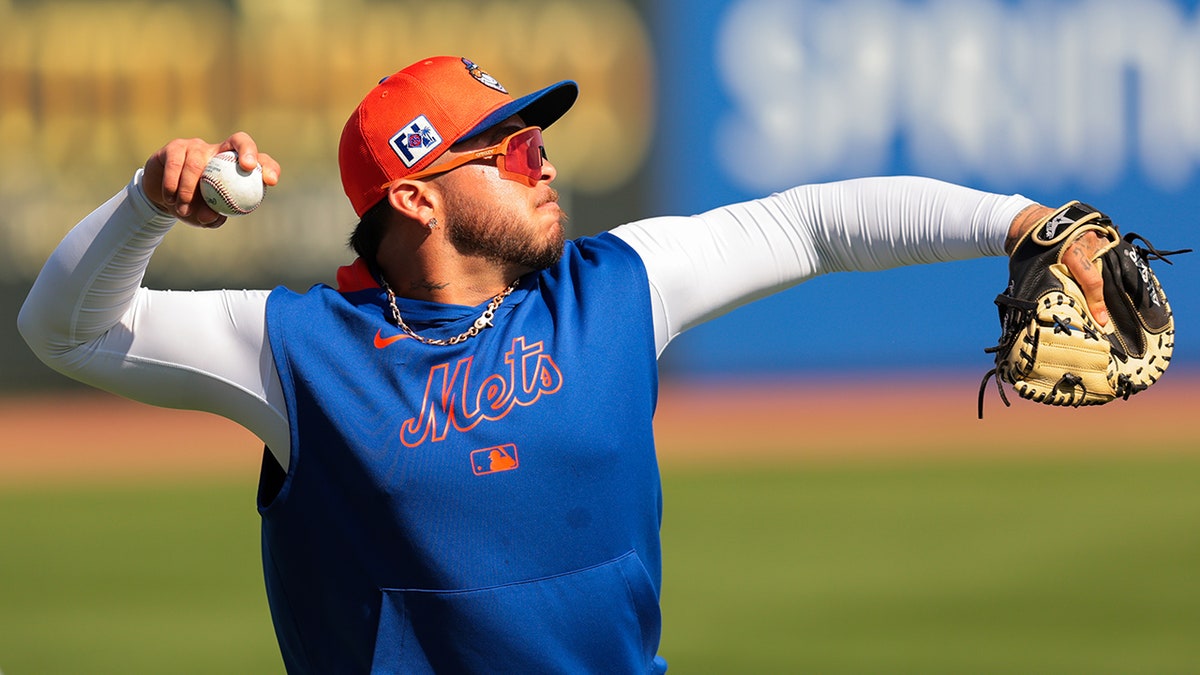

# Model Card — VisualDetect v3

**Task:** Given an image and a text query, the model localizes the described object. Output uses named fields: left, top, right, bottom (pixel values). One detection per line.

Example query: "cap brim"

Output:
left=461, top=80, right=578, bottom=143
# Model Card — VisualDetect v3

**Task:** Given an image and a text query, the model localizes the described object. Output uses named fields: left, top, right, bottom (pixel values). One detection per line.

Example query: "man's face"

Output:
left=441, top=182, right=567, bottom=272
left=433, top=117, right=568, bottom=272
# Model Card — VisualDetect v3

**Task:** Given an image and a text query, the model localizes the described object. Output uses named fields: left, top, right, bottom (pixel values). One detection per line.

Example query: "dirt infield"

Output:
left=653, top=371, right=1199, bottom=465
left=2, top=372, right=1197, bottom=485
left=0, top=392, right=262, bottom=485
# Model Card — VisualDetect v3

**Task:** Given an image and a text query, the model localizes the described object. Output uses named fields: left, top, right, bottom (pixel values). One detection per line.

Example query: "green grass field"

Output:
left=2, top=453, right=1200, bottom=674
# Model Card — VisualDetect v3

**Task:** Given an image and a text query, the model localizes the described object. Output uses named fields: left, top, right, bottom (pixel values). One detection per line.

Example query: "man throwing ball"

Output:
left=20, top=55, right=1159, bottom=673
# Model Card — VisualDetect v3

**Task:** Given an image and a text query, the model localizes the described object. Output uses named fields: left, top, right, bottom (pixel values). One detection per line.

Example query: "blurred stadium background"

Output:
left=3, top=0, right=1199, bottom=385
left=2, top=0, right=1199, bottom=672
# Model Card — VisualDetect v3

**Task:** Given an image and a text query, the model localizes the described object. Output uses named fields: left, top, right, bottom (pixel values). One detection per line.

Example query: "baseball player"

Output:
left=19, top=56, right=1112, bottom=673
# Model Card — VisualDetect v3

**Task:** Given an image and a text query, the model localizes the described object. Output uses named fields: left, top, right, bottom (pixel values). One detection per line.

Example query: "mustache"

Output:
left=537, top=188, right=559, bottom=208
left=538, top=188, right=568, bottom=225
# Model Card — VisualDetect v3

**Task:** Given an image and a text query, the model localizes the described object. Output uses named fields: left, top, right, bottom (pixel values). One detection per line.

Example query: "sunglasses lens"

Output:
left=501, top=128, right=544, bottom=181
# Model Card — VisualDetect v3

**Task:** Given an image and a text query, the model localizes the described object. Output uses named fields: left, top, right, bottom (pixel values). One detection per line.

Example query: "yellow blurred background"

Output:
left=0, top=0, right=655, bottom=285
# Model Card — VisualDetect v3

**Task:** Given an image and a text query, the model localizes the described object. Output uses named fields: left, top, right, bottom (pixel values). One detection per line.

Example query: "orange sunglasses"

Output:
left=393, top=126, right=548, bottom=188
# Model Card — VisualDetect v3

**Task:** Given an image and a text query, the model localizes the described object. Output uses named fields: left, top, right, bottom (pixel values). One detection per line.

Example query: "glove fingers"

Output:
left=1005, top=285, right=1114, bottom=406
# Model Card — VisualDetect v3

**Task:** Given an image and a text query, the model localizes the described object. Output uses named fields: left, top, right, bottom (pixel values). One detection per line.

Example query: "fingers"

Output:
left=143, top=138, right=223, bottom=226
left=143, top=132, right=279, bottom=227
left=1064, top=231, right=1110, bottom=326
left=219, top=132, right=281, bottom=186
left=168, top=143, right=216, bottom=222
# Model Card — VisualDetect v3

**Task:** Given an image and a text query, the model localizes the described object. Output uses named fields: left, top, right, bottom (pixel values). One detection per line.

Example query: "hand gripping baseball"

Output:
left=143, top=132, right=281, bottom=228
left=979, top=201, right=1190, bottom=417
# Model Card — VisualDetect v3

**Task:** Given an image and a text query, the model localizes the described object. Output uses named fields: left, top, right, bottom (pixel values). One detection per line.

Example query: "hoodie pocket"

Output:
left=370, top=550, right=660, bottom=674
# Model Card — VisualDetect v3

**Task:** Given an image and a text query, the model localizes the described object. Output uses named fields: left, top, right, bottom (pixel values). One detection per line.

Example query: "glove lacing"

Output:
left=1126, top=233, right=1191, bottom=264
left=978, top=232, right=1189, bottom=419
left=978, top=294, right=1035, bottom=418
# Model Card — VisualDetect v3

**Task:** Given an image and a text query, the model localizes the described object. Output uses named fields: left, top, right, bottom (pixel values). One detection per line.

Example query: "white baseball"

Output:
left=200, top=151, right=264, bottom=216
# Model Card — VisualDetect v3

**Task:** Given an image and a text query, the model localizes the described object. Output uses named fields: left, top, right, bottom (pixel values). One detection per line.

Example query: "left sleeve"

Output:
left=16, top=169, right=289, bottom=456
left=610, top=175, right=1034, bottom=355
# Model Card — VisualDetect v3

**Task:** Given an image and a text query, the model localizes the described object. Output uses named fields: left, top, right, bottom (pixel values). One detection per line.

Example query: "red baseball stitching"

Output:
left=201, top=154, right=261, bottom=214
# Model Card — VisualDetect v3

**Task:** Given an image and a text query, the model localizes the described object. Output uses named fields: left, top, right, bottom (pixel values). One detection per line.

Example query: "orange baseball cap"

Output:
left=339, top=56, right=578, bottom=217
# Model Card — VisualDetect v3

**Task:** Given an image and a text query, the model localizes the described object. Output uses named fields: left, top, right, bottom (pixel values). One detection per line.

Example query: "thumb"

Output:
left=1076, top=268, right=1109, bottom=327
left=1091, top=299, right=1110, bottom=328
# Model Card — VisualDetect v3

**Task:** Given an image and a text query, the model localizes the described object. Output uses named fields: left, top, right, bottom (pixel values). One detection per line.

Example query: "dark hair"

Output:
left=348, top=197, right=393, bottom=263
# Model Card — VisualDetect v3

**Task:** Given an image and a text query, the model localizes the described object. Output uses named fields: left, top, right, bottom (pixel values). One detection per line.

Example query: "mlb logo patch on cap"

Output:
left=389, top=115, right=442, bottom=168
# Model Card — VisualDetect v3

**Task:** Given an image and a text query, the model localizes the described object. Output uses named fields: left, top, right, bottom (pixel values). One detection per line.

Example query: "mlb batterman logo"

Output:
left=389, top=115, right=442, bottom=168
left=472, top=444, right=519, bottom=476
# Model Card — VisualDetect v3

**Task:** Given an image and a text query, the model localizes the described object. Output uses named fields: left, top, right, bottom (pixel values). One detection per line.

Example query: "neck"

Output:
left=375, top=218, right=528, bottom=305
left=376, top=254, right=523, bottom=306
left=380, top=275, right=519, bottom=347
left=384, top=273, right=518, bottom=305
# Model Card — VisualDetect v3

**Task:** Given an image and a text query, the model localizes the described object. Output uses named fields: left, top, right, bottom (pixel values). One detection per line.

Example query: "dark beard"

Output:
left=443, top=190, right=567, bottom=271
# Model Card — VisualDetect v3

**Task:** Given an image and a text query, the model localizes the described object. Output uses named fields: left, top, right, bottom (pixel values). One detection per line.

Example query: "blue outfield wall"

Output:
left=648, top=0, right=1200, bottom=375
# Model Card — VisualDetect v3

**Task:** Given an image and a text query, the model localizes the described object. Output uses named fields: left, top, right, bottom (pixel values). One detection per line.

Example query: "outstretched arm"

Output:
left=612, top=177, right=1108, bottom=354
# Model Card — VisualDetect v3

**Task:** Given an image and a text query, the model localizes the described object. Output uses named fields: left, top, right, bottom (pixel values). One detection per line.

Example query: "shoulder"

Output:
left=266, top=280, right=383, bottom=325
left=538, top=234, right=649, bottom=288
left=563, top=232, right=644, bottom=268
left=529, top=234, right=650, bottom=299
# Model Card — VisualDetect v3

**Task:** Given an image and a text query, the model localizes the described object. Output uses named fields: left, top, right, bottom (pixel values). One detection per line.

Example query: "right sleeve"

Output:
left=611, top=176, right=1033, bottom=356
left=17, top=170, right=291, bottom=458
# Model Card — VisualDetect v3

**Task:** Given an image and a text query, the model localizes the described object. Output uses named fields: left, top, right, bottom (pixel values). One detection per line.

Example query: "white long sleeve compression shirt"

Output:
left=18, top=170, right=1032, bottom=470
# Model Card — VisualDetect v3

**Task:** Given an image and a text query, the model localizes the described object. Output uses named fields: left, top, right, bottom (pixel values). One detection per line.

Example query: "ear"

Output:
left=385, top=180, right=439, bottom=225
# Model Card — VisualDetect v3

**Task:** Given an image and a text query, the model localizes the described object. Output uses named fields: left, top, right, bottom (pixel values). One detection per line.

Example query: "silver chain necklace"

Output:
left=380, top=278, right=518, bottom=346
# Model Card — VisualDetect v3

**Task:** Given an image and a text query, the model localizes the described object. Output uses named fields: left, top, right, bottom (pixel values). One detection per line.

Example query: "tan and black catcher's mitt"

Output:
left=979, top=201, right=1189, bottom=416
